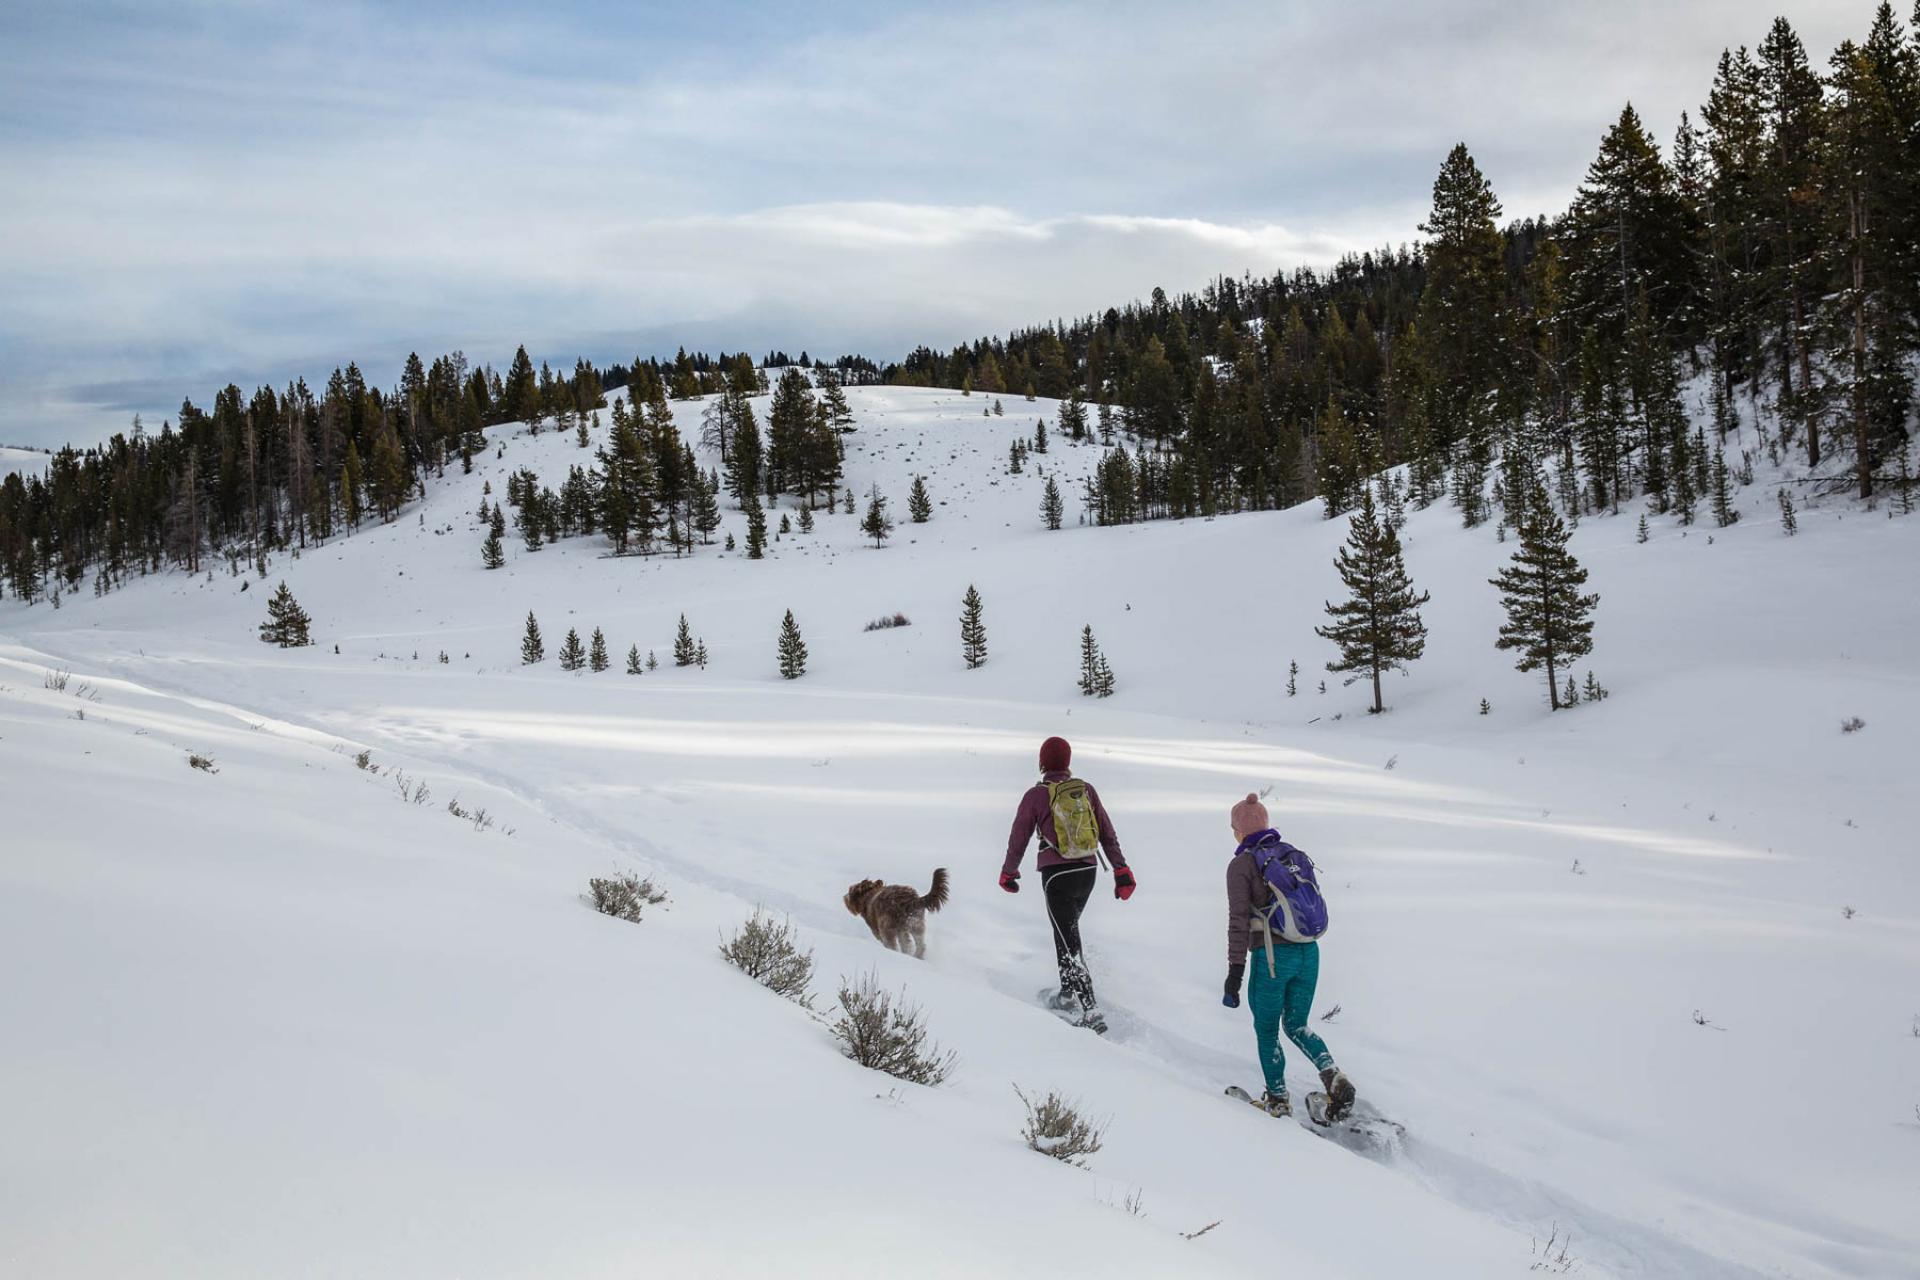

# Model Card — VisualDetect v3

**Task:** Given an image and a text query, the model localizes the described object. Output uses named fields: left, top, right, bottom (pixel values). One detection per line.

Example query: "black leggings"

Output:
left=1041, top=862, right=1098, bottom=1008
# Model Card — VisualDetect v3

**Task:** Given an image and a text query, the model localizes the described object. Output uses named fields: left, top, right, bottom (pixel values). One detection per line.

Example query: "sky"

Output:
left=0, top=0, right=1871, bottom=450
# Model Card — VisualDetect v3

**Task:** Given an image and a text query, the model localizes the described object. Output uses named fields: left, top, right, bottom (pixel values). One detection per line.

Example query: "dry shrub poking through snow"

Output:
left=720, top=910, right=815, bottom=1006
left=186, top=752, right=219, bottom=774
left=588, top=871, right=668, bottom=923
left=1014, top=1085, right=1106, bottom=1166
left=1841, top=716, right=1866, bottom=734
left=831, top=972, right=955, bottom=1085
left=863, top=613, right=912, bottom=631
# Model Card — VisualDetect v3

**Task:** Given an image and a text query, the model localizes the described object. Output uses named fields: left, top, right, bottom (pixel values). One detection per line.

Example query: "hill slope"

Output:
left=3, top=384, right=1916, bottom=1278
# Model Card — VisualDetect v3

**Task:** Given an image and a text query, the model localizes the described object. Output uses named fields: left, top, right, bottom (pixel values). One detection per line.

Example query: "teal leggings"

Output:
left=1247, top=942, right=1334, bottom=1095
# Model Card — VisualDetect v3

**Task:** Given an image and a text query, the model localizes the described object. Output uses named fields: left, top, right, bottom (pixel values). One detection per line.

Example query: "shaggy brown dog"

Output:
left=844, top=868, right=949, bottom=958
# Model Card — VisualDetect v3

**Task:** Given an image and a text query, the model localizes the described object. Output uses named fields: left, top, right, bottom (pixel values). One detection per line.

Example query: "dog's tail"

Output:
left=922, top=867, right=950, bottom=912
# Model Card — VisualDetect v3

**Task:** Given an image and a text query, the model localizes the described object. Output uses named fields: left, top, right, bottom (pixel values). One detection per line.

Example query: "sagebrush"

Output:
left=588, top=871, right=668, bottom=922
left=830, top=972, right=955, bottom=1085
left=1014, top=1085, right=1106, bottom=1166
left=720, top=910, right=815, bottom=1005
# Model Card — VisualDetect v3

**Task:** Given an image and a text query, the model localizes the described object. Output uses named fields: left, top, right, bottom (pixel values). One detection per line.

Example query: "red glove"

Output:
left=999, top=870, right=1020, bottom=894
left=1114, top=867, right=1136, bottom=901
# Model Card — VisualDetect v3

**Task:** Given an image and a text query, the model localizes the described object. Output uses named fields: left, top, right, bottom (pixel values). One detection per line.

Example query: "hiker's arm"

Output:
left=1002, top=789, right=1039, bottom=877
left=1226, top=860, right=1250, bottom=969
left=1089, top=785, right=1126, bottom=869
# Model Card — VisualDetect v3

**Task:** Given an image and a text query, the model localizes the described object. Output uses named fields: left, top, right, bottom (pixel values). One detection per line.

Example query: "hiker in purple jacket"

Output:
left=1222, top=791, right=1355, bottom=1119
left=1002, top=736, right=1134, bottom=1030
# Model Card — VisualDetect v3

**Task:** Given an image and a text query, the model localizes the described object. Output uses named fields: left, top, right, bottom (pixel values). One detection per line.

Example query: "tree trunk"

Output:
left=1851, top=193, right=1871, bottom=500
left=1546, top=651, right=1560, bottom=711
left=1371, top=665, right=1383, bottom=715
left=1795, top=284, right=1817, bottom=469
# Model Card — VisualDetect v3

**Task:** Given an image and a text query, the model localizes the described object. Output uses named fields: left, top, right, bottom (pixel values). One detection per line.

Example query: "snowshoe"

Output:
left=1223, top=1085, right=1288, bottom=1116
left=1319, top=1067, right=1356, bottom=1122
left=1037, top=986, right=1107, bottom=1035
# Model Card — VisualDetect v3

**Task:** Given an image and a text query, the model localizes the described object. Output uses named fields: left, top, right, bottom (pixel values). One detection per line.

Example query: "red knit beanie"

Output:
left=1039, top=736, right=1072, bottom=773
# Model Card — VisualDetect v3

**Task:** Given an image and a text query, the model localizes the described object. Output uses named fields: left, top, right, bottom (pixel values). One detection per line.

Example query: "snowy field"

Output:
left=3, top=384, right=1916, bottom=1279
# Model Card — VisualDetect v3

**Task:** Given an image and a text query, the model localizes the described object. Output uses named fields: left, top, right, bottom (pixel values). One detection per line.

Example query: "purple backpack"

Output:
left=1239, top=832, right=1329, bottom=944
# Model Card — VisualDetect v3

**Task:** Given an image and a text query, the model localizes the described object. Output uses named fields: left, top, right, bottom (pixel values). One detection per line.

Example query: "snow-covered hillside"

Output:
left=0, top=444, right=50, bottom=478
left=4, top=384, right=1916, bottom=1279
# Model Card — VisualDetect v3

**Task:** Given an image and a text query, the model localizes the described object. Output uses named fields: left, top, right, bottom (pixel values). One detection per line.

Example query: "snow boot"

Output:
left=1258, top=1089, right=1292, bottom=1118
left=1319, top=1067, right=1356, bottom=1121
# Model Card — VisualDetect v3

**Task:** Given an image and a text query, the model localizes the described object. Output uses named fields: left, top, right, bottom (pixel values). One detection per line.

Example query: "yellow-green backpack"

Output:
left=1046, top=779, right=1101, bottom=860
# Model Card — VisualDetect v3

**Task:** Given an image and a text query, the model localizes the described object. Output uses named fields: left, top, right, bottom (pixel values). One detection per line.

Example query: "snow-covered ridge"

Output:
left=2, top=384, right=1915, bottom=1278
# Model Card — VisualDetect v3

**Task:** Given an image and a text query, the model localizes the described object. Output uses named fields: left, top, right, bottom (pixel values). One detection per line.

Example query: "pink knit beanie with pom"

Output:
left=1230, top=792, right=1270, bottom=839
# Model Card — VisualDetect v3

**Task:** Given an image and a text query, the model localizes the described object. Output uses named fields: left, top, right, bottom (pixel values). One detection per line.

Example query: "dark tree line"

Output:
left=886, top=4, right=1920, bottom=520
left=0, top=341, right=869, bottom=604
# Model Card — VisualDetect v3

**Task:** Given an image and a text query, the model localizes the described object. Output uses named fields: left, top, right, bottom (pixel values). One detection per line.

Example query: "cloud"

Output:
left=0, top=0, right=1870, bottom=448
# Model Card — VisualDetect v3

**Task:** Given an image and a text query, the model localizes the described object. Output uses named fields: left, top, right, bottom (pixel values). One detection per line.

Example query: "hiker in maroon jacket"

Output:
left=1001, top=736, right=1135, bottom=1031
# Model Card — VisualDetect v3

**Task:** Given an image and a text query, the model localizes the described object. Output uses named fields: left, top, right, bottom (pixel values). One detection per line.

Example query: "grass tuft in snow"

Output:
left=1529, top=1221, right=1579, bottom=1273
left=719, top=910, right=815, bottom=1007
left=186, top=752, right=218, bottom=774
left=830, top=972, right=955, bottom=1086
left=587, top=871, right=668, bottom=923
left=862, top=613, right=911, bottom=632
left=1014, top=1085, right=1106, bottom=1167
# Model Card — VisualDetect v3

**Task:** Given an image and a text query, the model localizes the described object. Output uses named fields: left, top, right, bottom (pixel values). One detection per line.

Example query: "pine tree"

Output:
left=695, top=640, right=709, bottom=669
left=1636, top=513, right=1649, bottom=544
left=798, top=505, right=814, bottom=533
left=1415, top=143, right=1510, bottom=463
left=519, top=498, right=543, bottom=551
left=960, top=584, right=987, bottom=669
left=1041, top=475, right=1064, bottom=530
left=626, top=643, right=643, bottom=674
left=1094, top=653, right=1115, bottom=698
left=1490, top=489, right=1599, bottom=711
left=521, top=612, right=545, bottom=664
left=1563, top=673, right=1582, bottom=707
left=724, top=400, right=763, bottom=507
left=693, top=472, right=722, bottom=544
left=908, top=475, right=932, bottom=523
left=589, top=627, right=609, bottom=672
left=258, top=581, right=313, bottom=647
left=1033, top=419, right=1049, bottom=454
left=482, top=508, right=506, bottom=569
left=843, top=489, right=855, bottom=515
left=1078, top=625, right=1103, bottom=696
left=647, top=650, right=658, bottom=671
left=777, top=609, right=807, bottom=679
left=674, top=614, right=696, bottom=667
left=1710, top=449, right=1739, bottom=527
left=861, top=488, right=893, bottom=548
left=1778, top=486, right=1798, bottom=535
left=559, top=627, right=586, bottom=671
left=1314, top=489, right=1432, bottom=714
left=1583, top=670, right=1608, bottom=702
left=745, top=495, right=768, bottom=559
left=341, top=441, right=365, bottom=530
left=1008, top=440, right=1023, bottom=474
left=1287, top=659, right=1298, bottom=696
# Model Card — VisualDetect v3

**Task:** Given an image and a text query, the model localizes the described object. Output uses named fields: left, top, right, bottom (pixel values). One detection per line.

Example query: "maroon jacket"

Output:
left=1003, top=770, right=1127, bottom=876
